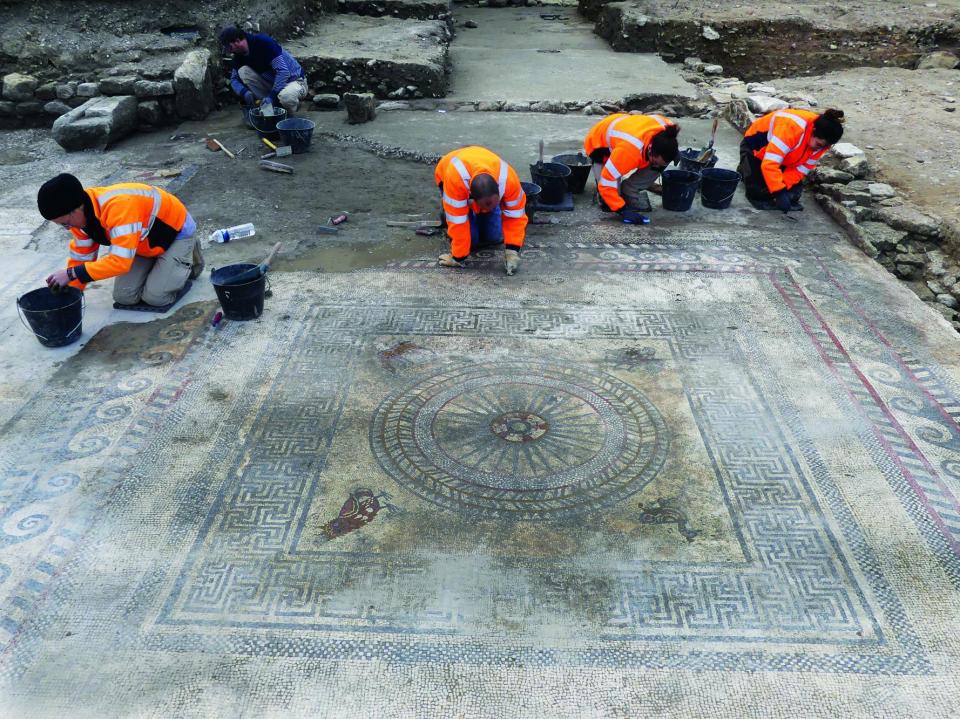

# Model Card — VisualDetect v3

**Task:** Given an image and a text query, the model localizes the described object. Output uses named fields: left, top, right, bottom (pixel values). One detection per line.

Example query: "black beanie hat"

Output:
left=37, top=173, right=86, bottom=220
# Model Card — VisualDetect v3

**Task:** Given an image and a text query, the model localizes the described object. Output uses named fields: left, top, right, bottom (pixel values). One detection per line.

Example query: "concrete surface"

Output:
left=447, top=7, right=698, bottom=105
left=3, top=12, right=960, bottom=719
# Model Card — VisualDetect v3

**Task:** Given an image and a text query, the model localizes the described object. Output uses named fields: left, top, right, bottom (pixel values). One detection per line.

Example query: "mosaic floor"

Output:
left=3, top=222, right=960, bottom=716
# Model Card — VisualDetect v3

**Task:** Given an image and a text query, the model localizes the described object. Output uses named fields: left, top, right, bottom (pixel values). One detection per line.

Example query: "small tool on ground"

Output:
left=205, top=137, right=236, bottom=159
left=211, top=310, right=223, bottom=328
left=695, top=117, right=720, bottom=165
left=259, top=160, right=294, bottom=174
left=316, top=226, right=340, bottom=235
left=329, top=212, right=349, bottom=225
left=386, top=220, right=441, bottom=228
left=261, top=137, right=292, bottom=157
left=223, top=242, right=282, bottom=285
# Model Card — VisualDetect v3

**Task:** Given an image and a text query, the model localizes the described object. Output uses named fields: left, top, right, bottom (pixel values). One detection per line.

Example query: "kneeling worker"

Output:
left=435, top=146, right=527, bottom=276
left=38, top=173, right=202, bottom=307
left=584, top=113, right=680, bottom=223
left=739, top=108, right=845, bottom=211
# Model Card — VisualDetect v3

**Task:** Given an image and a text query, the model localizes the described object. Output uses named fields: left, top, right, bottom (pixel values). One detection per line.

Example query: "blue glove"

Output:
left=774, top=190, right=792, bottom=213
left=620, top=208, right=650, bottom=225
left=242, top=91, right=255, bottom=106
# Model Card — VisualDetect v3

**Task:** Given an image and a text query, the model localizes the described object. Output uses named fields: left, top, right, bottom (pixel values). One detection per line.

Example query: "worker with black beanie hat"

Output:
left=38, top=173, right=203, bottom=309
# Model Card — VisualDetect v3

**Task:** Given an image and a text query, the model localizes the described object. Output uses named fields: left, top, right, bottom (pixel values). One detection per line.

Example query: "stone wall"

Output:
left=711, top=72, right=960, bottom=333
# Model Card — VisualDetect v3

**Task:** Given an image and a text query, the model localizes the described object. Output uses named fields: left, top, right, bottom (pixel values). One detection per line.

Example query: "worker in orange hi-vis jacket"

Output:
left=583, top=113, right=680, bottom=224
left=738, top=108, right=845, bottom=212
left=434, top=146, right=528, bottom=276
left=38, top=173, right=203, bottom=308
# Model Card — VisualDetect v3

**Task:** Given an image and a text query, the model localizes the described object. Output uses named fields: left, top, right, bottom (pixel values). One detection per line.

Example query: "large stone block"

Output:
left=52, top=95, right=137, bottom=151
left=174, top=49, right=215, bottom=120
left=2, top=73, right=38, bottom=101
left=916, top=50, right=959, bottom=70
left=35, top=82, right=57, bottom=101
left=344, top=92, right=376, bottom=124
left=873, top=204, right=942, bottom=239
left=100, top=76, right=138, bottom=96
left=134, top=80, right=174, bottom=98
left=746, top=95, right=788, bottom=114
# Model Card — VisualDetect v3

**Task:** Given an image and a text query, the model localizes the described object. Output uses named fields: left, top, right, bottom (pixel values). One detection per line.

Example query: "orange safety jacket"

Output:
left=583, top=113, right=675, bottom=212
left=434, top=146, right=527, bottom=261
left=66, top=183, right=188, bottom=289
left=744, top=109, right=828, bottom=194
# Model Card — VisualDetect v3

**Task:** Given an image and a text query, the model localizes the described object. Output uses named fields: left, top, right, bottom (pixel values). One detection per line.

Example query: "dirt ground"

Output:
left=773, top=67, right=960, bottom=239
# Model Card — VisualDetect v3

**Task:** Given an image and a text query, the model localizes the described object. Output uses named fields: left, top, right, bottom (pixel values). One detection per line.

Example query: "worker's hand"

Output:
left=619, top=208, right=650, bottom=225
left=46, top=269, right=70, bottom=289
left=504, top=248, right=521, bottom=276
left=242, top=91, right=255, bottom=106
left=438, top=253, right=464, bottom=268
left=774, top=190, right=792, bottom=213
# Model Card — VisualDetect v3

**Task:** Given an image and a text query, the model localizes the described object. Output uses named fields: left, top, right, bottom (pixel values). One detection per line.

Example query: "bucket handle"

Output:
left=16, top=291, right=85, bottom=344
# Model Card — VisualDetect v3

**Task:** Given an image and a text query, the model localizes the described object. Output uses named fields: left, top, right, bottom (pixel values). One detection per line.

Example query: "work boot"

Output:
left=504, top=248, right=521, bottom=276
left=189, top=239, right=205, bottom=280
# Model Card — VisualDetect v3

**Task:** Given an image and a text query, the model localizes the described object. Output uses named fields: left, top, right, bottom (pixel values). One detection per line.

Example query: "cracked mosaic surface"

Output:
left=2, top=229, right=960, bottom=717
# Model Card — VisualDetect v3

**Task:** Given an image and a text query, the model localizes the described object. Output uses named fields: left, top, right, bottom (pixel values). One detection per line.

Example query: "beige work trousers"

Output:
left=239, top=66, right=309, bottom=114
left=592, top=163, right=661, bottom=208
left=112, top=234, right=196, bottom=307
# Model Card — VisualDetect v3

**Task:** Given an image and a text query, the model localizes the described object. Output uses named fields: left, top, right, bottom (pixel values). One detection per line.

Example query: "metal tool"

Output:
left=223, top=242, right=282, bottom=285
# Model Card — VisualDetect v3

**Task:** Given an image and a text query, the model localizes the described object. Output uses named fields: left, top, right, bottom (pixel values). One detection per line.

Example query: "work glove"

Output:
left=504, top=249, right=521, bottom=276
left=438, top=253, right=464, bottom=268
left=774, top=190, right=792, bottom=213
left=242, top=91, right=255, bottom=106
left=619, top=208, right=650, bottom=225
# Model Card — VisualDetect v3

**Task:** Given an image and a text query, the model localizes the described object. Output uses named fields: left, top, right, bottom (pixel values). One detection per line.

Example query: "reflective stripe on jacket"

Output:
left=434, top=146, right=528, bottom=261
left=583, top=113, right=674, bottom=212
left=744, top=109, right=828, bottom=194
left=67, top=183, right=188, bottom=287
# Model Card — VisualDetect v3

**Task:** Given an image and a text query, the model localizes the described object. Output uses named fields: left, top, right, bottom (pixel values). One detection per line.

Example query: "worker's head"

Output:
left=470, top=173, right=500, bottom=212
left=811, top=108, right=845, bottom=150
left=219, top=26, right=248, bottom=54
left=648, top=124, right=680, bottom=170
left=37, top=173, right=87, bottom=229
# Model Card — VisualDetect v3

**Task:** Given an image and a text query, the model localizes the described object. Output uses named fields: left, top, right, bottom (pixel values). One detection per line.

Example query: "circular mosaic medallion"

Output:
left=370, top=362, right=669, bottom=519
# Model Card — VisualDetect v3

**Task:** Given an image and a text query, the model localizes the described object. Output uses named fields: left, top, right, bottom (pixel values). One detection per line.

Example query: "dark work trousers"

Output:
left=738, top=137, right=804, bottom=204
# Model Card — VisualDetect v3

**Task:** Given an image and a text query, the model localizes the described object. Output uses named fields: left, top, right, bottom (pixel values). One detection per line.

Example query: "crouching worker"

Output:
left=435, top=146, right=528, bottom=276
left=584, top=113, right=680, bottom=224
left=38, top=173, right=203, bottom=308
left=739, top=108, right=845, bottom=212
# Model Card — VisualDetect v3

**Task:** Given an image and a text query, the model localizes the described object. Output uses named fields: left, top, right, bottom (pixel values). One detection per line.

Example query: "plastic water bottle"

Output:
left=208, top=223, right=256, bottom=244
left=261, top=96, right=274, bottom=117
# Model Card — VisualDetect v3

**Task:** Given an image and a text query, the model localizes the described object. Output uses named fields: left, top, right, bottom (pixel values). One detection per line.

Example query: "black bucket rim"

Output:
left=276, top=117, right=315, bottom=131
left=550, top=152, right=592, bottom=167
left=17, top=286, right=84, bottom=313
left=210, top=263, right=264, bottom=289
left=530, top=161, right=572, bottom=178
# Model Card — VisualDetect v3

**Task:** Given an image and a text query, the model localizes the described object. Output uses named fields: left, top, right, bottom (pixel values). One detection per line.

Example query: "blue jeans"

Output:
left=470, top=206, right=503, bottom=250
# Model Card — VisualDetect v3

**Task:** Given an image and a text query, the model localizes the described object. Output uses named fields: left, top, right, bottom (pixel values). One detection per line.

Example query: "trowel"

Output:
left=224, top=242, right=282, bottom=285
left=695, top=117, right=720, bottom=164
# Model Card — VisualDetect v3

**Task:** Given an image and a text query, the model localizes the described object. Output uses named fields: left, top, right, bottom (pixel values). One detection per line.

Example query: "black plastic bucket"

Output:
left=700, top=167, right=741, bottom=210
left=550, top=153, right=592, bottom=194
left=529, top=162, right=571, bottom=205
left=661, top=169, right=701, bottom=212
left=17, top=286, right=84, bottom=347
left=211, top=263, right=267, bottom=321
left=677, top=147, right=718, bottom=177
left=250, top=107, right=287, bottom=140
left=277, top=117, right=315, bottom=154
left=521, top=181, right=541, bottom=222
